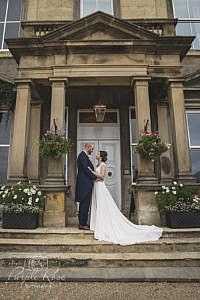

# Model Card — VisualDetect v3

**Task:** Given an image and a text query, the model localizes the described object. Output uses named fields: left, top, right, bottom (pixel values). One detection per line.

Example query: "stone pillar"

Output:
left=26, top=103, right=41, bottom=183
left=132, top=77, right=160, bottom=225
left=45, top=78, right=67, bottom=185
left=157, top=103, right=173, bottom=181
left=168, top=79, right=193, bottom=181
left=9, top=80, right=31, bottom=181
left=43, top=78, right=67, bottom=227
left=132, top=77, right=157, bottom=184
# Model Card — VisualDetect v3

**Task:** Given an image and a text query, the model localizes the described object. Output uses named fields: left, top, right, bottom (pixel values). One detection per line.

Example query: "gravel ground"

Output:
left=0, top=282, right=200, bottom=300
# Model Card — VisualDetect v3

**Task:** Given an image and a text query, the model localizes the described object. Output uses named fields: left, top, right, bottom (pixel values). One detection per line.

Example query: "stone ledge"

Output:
left=0, top=267, right=199, bottom=282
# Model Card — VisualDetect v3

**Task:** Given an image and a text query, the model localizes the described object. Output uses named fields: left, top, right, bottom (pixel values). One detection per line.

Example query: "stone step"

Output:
left=0, top=238, right=200, bottom=253
left=0, top=251, right=200, bottom=268
left=0, top=227, right=200, bottom=240
left=1, top=266, right=200, bottom=282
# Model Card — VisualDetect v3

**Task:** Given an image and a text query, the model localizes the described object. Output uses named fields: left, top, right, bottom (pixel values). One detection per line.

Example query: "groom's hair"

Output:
left=84, top=143, right=92, bottom=148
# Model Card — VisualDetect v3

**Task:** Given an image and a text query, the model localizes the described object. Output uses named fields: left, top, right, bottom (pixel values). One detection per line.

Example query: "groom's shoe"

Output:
left=79, top=224, right=90, bottom=230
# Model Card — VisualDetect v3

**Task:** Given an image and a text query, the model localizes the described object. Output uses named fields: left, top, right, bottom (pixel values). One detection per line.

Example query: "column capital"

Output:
left=49, top=77, right=69, bottom=87
left=14, top=78, right=32, bottom=86
left=168, top=78, right=185, bottom=88
left=131, top=76, right=151, bottom=87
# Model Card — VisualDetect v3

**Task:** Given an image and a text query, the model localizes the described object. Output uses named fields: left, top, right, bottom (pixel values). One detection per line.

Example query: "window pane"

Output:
left=173, top=0, right=189, bottom=18
left=3, top=22, right=20, bottom=48
left=131, top=147, right=138, bottom=182
left=0, top=23, right=4, bottom=49
left=176, top=22, right=192, bottom=36
left=191, top=22, right=200, bottom=49
left=98, top=0, right=113, bottom=14
left=0, top=0, right=7, bottom=22
left=0, top=112, right=11, bottom=144
left=188, top=0, right=200, bottom=19
left=7, top=0, right=22, bottom=21
left=130, top=108, right=137, bottom=144
left=187, top=113, right=200, bottom=146
left=190, top=150, right=200, bottom=181
left=82, top=0, right=96, bottom=17
left=0, top=146, right=9, bottom=184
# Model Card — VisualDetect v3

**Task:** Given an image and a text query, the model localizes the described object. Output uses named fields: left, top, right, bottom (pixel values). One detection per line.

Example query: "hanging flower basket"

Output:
left=39, top=129, right=71, bottom=160
left=135, top=130, right=169, bottom=162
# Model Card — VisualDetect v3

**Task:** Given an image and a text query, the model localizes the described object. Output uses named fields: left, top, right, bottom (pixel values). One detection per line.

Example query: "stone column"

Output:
left=43, top=78, right=68, bottom=227
left=157, top=103, right=173, bottom=182
left=9, top=80, right=31, bottom=181
left=132, top=77, right=160, bottom=225
left=45, top=78, right=67, bottom=185
left=26, top=103, right=41, bottom=183
left=132, top=77, right=157, bottom=184
left=168, top=79, right=193, bottom=181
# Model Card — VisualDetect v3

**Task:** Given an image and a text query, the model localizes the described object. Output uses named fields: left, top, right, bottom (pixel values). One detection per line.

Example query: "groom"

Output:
left=76, top=144, right=99, bottom=230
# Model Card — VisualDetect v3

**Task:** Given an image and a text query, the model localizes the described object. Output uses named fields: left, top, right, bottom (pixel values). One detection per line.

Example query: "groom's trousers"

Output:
left=79, top=192, right=91, bottom=226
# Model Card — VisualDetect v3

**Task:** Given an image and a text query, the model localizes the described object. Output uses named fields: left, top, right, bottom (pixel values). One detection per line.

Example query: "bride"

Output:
left=89, top=150, right=163, bottom=245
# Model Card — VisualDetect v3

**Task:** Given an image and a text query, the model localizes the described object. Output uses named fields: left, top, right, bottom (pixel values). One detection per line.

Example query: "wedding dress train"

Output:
left=90, top=163, right=163, bottom=245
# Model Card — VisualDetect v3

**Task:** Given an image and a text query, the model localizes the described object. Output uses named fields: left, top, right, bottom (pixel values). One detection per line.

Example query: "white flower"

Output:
left=17, top=181, right=21, bottom=185
left=24, top=189, right=29, bottom=193
left=1, top=186, right=5, bottom=190
left=2, top=194, right=6, bottom=198
left=13, top=195, right=17, bottom=199
left=28, top=198, right=32, bottom=205
left=154, top=191, right=158, bottom=195
left=33, top=185, right=37, bottom=190
left=37, top=191, right=41, bottom=196
left=173, top=181, right=177, bottom=185
left=179, top=184, right=183, bottom=187
left=35, top=198, right=39, bottom=202
left=172, top=191, right=177, bottom=195
left=172, top=187, right=176, bottom=190
left=162, top=185, right=166, bottom=190
left=166, top=189, right=170, bottom=193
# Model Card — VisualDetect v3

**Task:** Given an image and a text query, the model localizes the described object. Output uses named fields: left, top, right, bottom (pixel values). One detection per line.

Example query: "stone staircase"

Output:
left=0, top=227, right=200, bottom=282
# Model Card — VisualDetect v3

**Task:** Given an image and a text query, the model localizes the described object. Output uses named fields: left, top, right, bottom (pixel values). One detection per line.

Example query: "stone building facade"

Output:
left=0, top=0, right=200, bottom=227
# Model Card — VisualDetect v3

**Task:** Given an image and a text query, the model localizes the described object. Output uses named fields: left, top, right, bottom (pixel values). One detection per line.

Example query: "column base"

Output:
left=44, top=177, right=65, bottom=185
left=137, top=176, right=158, bottom=185
left=8, top=176, right=28, bottom=184
left=134, top=189, right=161, bottom=226
left=43, top=191, right=66, bottom=227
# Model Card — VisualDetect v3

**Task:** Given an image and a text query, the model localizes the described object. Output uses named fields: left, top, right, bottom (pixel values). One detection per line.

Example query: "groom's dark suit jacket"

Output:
left=75, top=151, right=97, bottom=203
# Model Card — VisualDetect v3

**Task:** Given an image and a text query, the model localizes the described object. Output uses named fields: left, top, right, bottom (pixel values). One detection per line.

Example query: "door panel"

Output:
left=99, top=140, right=121, bottom=208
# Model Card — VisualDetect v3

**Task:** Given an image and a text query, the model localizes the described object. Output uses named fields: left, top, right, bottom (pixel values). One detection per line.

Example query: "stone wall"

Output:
left=0, top=56, right=18, bottom=82
left=121, top=0, right=169, bottom=19
left=24, top=0, right=73, bottom=21
left=23, top=0, right=170, bottom=22
left=182, top=52, right=200, bottom=76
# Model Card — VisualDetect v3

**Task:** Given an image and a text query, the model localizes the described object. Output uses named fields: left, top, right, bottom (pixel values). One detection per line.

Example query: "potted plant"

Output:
left=0, top=181, right=45, bottom=229
left=39, top=120, right=71, bottom=160
left=155, top=181, right=200, bottom=228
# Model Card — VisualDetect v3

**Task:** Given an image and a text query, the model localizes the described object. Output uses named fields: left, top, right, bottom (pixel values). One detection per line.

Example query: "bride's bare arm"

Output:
left=88, top=167, right=104, bottom=180
left=99, top=164, right=106, bottom=180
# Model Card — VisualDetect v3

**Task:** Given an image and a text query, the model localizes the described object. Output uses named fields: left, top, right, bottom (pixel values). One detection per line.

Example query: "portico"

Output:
left=6, top=11, right=194, bottom=226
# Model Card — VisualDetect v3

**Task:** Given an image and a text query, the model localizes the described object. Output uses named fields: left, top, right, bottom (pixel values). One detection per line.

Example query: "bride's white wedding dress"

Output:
left=90, top=162, right=163, bottom=245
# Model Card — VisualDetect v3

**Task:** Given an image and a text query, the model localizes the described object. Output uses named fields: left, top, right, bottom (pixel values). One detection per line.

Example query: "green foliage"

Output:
left=0, top=182, right=45, bottom=213
left=155, top=182, right=200, bottom=212
left=0, top=79, right=16, bottom=112
left=135, top=131, right=169, bottom=162
left=39, top=130, right=71, bottom=159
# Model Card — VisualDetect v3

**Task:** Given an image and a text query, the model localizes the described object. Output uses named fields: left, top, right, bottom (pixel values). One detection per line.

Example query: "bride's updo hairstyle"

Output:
left=100, top=151, right=107, bottom=162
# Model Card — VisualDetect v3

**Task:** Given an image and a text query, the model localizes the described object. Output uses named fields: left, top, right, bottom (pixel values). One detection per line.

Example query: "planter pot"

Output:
left=166, top=211, right=200, bottom=228
left=2, top=212, right=39, bottom=229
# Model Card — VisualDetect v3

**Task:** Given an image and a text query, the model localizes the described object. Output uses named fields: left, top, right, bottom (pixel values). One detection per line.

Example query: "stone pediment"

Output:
left=43, top=11, right=158, bottom=42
